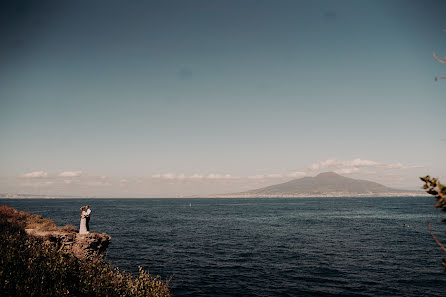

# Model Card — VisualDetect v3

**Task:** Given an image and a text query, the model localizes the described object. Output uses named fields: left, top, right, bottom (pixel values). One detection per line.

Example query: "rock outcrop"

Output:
left=0, top=205, right=111, bottom=259
left=25, top=229, right=111, bottom=258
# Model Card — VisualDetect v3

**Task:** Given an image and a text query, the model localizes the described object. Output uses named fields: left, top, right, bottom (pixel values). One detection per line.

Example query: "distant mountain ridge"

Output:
left=213, top=172, right=424, bottom=198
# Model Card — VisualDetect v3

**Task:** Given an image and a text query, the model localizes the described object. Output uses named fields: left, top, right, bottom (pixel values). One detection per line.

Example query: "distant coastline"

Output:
left=1, top=172, right=427, bottom=199
left=0, top=194, right=94, bottom=199
left=200, top=192, right=428, bottom=198
left=1, top=193, right=427, bottom=199
left=207, top=172, right=427, bottom=199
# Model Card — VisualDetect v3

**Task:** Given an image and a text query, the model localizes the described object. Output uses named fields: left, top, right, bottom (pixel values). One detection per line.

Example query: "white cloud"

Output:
left=152, top=173, right=176, bottom=179
left=246, top=174, right=282, bottom=180
left=308, top=158, right=423, bottom=171
left=85, top=181, right=112, bottom=187
left=206, top=174, right=234, bottom=179
left=247, top=174, right=273, bottom=179
left=189, top=174, right=204, bottom=179
left=21, top=181, right=54, bottom=187
left=247, top=175, right=267, bottom=179
left=387, top=163, right=424, bottom=169
left=247, top=172, right=306, bottom=179
left=151, top=173, right=235, bottom=180
left=308, top=158, right=381, bottom=171
left=19, top=171, right=48, bottom=179
left=59, top=171, right=83, bottom=177
left=387, top=163, right=404, bottom=169
left=287, top=171, right=307, bottom=178
left=334, top=168, right=360, bottom=174
left=144, top=158, right=423, bottom=185
left=151, top=171, right=305, bottom=181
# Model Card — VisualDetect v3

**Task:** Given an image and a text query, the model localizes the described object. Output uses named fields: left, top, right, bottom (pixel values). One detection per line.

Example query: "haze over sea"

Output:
left=2, top=196, right=445, bottom=296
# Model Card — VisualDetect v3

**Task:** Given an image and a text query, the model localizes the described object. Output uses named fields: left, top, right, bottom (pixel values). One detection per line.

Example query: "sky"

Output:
left=1, top=0, right=445, bottom=197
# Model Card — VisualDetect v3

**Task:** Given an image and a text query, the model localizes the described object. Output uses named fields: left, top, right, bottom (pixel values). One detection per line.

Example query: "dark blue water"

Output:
left=1, top=197, right=445, bottom=296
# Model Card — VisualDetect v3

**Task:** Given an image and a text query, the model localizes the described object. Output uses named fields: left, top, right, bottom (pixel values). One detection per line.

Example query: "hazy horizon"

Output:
left=1, top=0, right=445, bottom=197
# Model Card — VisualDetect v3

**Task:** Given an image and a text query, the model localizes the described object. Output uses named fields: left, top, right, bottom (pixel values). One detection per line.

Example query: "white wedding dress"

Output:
left=79, top=211, right=88, bottom=234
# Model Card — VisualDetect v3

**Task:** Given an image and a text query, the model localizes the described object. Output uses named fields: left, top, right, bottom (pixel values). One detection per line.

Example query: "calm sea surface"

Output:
left=1, top=197, right=445, bottom=296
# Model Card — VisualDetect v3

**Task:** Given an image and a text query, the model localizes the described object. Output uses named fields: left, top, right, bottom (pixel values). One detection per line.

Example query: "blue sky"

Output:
left=1, top=0, right=445, bottom=196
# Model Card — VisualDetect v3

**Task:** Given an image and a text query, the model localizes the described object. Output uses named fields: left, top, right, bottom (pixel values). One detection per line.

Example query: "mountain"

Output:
left=213, top=172, right=424, bottom=198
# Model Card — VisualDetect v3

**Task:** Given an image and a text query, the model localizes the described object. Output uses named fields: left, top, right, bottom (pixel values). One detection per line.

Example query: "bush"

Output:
left=0, top=205, right=171, bottom=297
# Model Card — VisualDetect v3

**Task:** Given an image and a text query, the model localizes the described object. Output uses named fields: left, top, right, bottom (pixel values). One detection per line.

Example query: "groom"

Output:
left=85, top=205, right=91, bottom=232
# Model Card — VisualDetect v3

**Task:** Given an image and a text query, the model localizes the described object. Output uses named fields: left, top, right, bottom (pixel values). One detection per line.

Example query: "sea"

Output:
left=1, top=197, right=445, bottom=297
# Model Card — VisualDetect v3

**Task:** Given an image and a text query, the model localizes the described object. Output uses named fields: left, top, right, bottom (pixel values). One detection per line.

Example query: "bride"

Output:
left=79, top=206, right=89, bottom=234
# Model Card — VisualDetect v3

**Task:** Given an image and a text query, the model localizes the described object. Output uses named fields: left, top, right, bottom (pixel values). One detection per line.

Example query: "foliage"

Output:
left=420, top=176, right=446, bottom=213
left=420, top=176, right=446, bottom=269
left=433, top=29, right=446, bottom=81
left=0, top=205, right=171, bottom=297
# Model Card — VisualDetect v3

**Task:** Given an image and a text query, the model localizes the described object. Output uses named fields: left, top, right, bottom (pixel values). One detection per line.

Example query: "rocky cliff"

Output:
left=0, top=205, right=111, bottom=259
left=25, top=228, right=111, bottom=259
left=1, top=205, right=171, bottom=297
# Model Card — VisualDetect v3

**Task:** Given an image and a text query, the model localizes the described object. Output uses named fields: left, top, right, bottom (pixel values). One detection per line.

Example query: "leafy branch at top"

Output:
left=420, top=176, right=446, bottom=214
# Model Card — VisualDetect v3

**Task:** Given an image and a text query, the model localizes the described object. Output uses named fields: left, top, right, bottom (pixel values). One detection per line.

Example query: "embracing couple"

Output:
left=79, top=205, right=91, bottom=234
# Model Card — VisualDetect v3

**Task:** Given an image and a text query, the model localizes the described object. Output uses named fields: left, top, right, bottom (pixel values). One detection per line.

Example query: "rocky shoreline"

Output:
left=0, top=205, right=171, bottom=297
left=25, top=228, right=111, bottom=259
left=2, top=206, right=111, bottom=259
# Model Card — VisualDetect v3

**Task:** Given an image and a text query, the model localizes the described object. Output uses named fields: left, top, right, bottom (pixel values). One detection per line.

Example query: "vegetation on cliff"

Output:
left=0, top=205, right=171, bottom=297
left=420, top=176, right=446, bottom=269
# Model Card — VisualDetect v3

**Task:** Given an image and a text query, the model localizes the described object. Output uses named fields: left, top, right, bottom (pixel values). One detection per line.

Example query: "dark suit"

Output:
left=85, top=209, right=91, bottom=231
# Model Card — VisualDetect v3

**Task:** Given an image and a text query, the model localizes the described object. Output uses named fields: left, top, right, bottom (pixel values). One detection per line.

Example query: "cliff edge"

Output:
left=0, top=205, right=171, bottom=297
left=2, top=205, right=111, bottom=259
left=25, top=228, right=111, bottom=259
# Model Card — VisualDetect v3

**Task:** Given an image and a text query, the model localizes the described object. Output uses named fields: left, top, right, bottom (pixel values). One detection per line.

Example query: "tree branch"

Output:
left=433, top=52, right=446, bottom=64
left=427, top=220, right=446, bottom=252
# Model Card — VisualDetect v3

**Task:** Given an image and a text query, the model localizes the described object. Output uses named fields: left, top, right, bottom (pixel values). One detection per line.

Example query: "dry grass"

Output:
left=0, top=205, right=63, bottom=232
left=26, top=217, right=58, bottom=231
left=62, top=224, right=79, bottom=233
